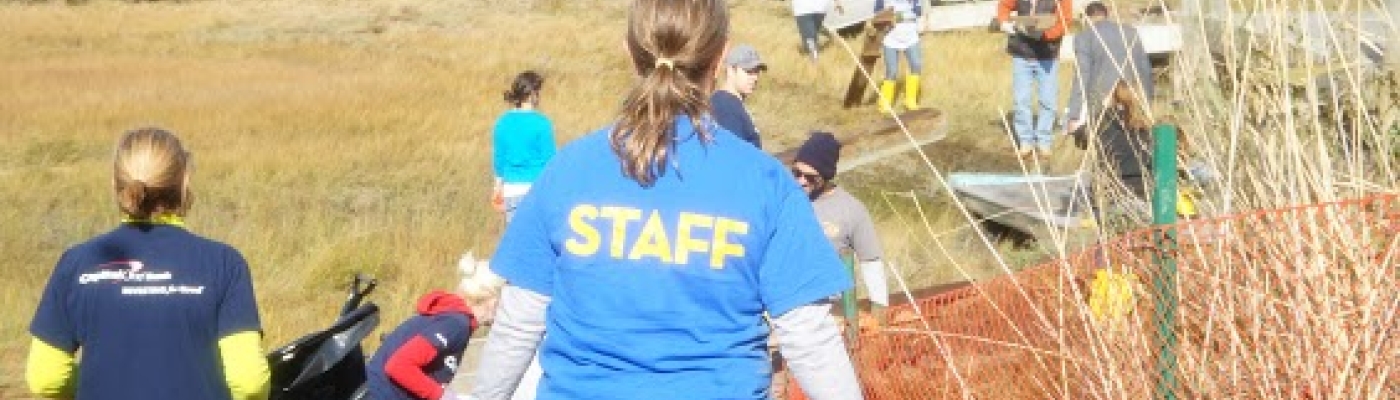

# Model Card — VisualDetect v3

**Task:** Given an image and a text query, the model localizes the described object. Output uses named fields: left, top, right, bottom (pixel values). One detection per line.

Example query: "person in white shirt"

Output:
left=875, top=0, right=924, bottom=112
left=791, top=0, right=844, bottom=62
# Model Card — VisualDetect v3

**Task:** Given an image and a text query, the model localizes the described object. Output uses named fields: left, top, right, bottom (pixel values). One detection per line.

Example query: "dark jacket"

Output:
left=998, top=0, right=1072, bottom=60
left=366, top=291, right=475, bottom=400
left=1068, top=19, right=1155, bottom=122
left=710, top=91, right=762, bottom=149
left=1090, top=109, right=1153, bottom=199
left=1097, top=112, right=1151, bottom=176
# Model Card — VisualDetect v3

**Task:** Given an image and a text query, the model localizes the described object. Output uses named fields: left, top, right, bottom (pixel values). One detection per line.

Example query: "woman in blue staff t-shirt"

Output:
left=468, top=1, right=862, bottom=399
left=27, top=127, right=268, bottom=400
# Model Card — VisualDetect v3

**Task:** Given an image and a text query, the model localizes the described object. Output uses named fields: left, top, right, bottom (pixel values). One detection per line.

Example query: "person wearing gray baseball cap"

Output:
left=711, top=43, right=767, bottom=149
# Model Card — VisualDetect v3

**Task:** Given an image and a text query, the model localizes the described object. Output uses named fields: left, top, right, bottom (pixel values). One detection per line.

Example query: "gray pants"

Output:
left=503, top=195, right=525, bottom=224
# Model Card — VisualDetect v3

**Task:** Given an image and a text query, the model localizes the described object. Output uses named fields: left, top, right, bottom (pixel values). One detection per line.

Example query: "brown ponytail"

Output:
left=503, top=70, right=545, bottom=107
left=610, top=0, right=729, bottom=187
left=113, top=127, right=192, bottom=219
left=1112, top=81, right=1151, bottom=132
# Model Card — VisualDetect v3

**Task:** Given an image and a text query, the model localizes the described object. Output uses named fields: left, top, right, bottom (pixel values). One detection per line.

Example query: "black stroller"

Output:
left=266, top=274, right=381, bottom=400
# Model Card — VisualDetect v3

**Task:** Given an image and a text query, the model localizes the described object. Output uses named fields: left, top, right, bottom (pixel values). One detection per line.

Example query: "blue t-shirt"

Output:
left=29, top=223, right=262, bottom=400
left=492, top=118, right=851, bottom=399
left=710, top=91, right=762, bottom=149
left=493, top=109, right=557, bottom=184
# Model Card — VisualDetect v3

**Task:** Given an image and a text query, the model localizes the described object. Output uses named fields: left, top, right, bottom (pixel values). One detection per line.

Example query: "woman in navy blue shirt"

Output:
left=27, top=127, right=268, bottom=399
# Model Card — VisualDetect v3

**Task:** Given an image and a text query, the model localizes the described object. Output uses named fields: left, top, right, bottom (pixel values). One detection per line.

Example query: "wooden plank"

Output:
left=772, top=108, right=946, bottom=164
left=835, top=118, right=947, bottom=173
left=825, top=1, right=1091, bottom=37
left=922, top=0, right=1004, bottom=32
left=842, top=10, right=896, bottom=109
left=824, top=0, right=880, bottom=31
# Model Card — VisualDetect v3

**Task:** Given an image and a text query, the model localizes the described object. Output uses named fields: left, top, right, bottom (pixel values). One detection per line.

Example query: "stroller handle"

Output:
left=340, top=273, right=378, bottom=317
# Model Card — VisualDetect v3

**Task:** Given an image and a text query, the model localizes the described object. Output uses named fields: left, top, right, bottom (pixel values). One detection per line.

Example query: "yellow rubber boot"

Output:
left=878, top=80, right=897, bottom=113
left=903, top=75, right=921, bottom=110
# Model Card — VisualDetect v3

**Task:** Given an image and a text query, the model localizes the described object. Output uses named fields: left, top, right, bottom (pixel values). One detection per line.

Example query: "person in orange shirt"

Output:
left=996, top=0, right=1073, bottom=158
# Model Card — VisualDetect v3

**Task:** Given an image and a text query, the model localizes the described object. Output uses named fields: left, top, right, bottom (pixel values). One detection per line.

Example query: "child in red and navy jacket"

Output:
left=366, top=290, right=476, bottom=400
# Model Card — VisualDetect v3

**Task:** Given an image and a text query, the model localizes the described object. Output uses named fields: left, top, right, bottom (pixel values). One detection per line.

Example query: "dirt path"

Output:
left=449, top=336, right=489, bottom=393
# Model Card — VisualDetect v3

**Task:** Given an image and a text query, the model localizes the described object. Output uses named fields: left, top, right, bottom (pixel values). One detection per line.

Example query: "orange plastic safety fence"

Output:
left=786, top=194, right=1398, bottom=400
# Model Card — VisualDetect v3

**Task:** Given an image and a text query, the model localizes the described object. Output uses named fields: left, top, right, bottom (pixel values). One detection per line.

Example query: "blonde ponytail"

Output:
left=113, top=127, right=192, bottom=219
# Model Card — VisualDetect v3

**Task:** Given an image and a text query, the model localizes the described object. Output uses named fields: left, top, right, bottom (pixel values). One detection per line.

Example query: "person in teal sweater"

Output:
left=492, top=71, right=557, bottom=223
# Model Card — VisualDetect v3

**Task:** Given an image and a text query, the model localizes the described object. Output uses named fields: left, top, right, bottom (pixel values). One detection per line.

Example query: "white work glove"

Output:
left=859, top=260, right=890, bottom=307
left=1066, top=119, right=1085, bottom=134
left=1000, top=20, right=1016, bottom=35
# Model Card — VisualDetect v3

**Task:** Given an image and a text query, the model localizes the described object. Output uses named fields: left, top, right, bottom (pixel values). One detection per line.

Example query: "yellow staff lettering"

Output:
left=710, top=218, right=748, bottom=269
left=674, top=213, right=715, bottom=264
left=565, top=205, right=601, bottom=256
left=599, top=206, right=642, bottom=258
left=563, top=204, right=749, bottom=269
left=628, top=210, right=673, bottom=262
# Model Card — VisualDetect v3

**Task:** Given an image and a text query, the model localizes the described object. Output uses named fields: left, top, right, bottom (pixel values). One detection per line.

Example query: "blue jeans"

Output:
left=883, top=45, right=922, bottom=79
left=1012, top=57, right=1059, bottom=149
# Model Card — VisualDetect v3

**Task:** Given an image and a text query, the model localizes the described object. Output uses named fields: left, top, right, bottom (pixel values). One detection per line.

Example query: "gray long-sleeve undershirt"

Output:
left=469, top=285, right=863, bottom=400
left=469, top=285, right=547, bottom=400
left=771, top=300, right=864, bottom=399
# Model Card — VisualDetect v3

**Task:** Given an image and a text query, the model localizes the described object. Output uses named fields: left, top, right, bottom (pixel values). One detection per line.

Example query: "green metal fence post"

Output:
left=841, top=253, right=859, bottom=346
left=1151, top=124, right=1181, bottom=400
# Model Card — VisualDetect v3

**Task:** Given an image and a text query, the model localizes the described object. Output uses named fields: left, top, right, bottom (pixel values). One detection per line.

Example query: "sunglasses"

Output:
left=791, top=167, right=822, bottom=182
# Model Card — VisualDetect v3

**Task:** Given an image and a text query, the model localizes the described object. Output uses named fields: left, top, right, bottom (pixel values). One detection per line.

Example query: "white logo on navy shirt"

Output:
left=80, top=259, right=203, bottom=296
left=444, top=355, right=459, bottom=373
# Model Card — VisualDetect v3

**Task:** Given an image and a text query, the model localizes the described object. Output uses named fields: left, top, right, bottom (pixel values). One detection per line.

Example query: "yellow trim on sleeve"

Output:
left=219, top=331, right=271, bottom=400
left=26, top=337, right=76, bottom=399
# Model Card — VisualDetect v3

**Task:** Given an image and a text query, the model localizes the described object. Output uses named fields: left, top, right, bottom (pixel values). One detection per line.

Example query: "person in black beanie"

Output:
left=792, top=131, right=842, bottom=197
left=790, top=131, right=886, bottom=307
left=783, top=132, right=890, bottom=394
